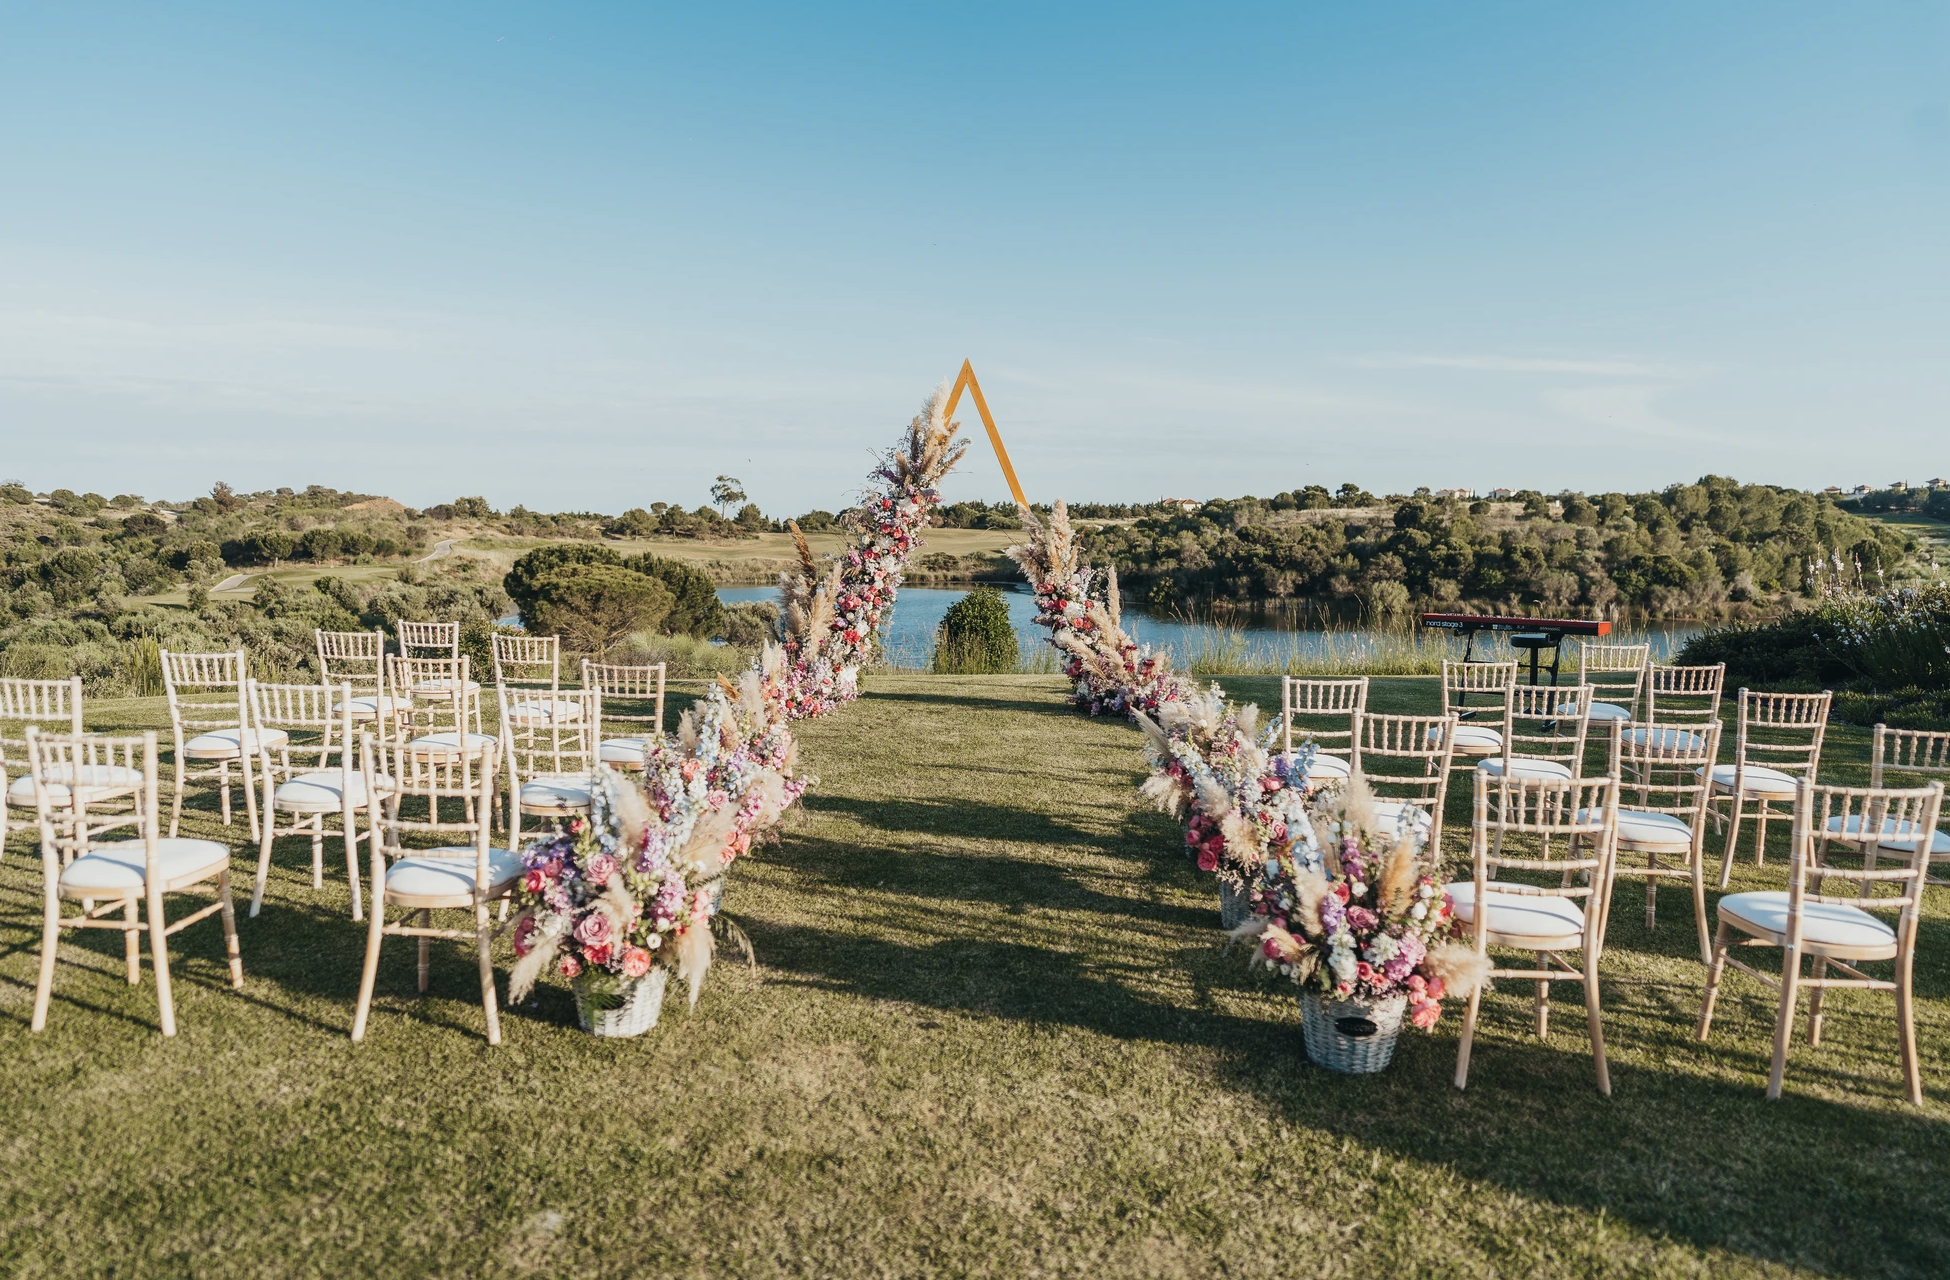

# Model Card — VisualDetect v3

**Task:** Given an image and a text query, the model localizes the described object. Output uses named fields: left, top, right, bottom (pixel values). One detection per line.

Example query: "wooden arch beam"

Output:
left=941, top=359, right=1028, bottom=508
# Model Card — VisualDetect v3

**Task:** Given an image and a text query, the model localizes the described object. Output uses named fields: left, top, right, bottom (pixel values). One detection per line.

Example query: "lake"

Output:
left=717, top=584, right=1704, bottom=672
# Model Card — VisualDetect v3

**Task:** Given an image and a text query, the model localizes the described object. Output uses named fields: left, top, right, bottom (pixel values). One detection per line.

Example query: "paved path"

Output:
left=211, top=572, right=256, bottom=593
left=418, top=537, right=461, bottom=563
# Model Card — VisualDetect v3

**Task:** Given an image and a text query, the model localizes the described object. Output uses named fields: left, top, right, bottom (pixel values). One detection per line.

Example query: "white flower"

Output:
left=1410, top=903, right=1427, bottom=921
left=1349, top=881, right=1367, bottom=898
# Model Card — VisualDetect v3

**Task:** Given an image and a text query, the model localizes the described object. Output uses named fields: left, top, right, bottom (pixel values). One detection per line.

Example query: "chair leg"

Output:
left=417, top=910, right=432, bottom=993
left=1717, top=796, right=1741, bottom=889
left=241, top=754, right=261, bottom=842
left=1584, top=951, right=1610, bottom=1097
left=31, top=890, right=61, bottom=1032
left=219, top=760, right=233, bottom=827
left=251, top=809, right=276, bottom=918
left=310, top=814, right=324, bottom=889
left=1644, top=855, right=1659, bottom=930
left=342, top=811, right=363, bottom=923
left=477, top=898, right=502, bottom=1046
left=1534, top=956, right=1550, bottom=1039
left=168, top=761, right=185, bottom=839
left=123, top=899, right=141, bottom=984
left=351, top=882, right=385, bottom=1042
left=1454, top=982, right=1483, bottom=1091
left=1690, top=845, right=1713, bottom=968
left=1754, top=802, right=1770, bottom=867
left=147, top=882, right=176, bottom=1037
left=1698, top=920, right=1731, bottom=1040
left=1806, top=958, right=1827, bottom=1046
left=1896, top=940, right=1922, bottom=1105
left=1766, top=945, right=1801, bottom=1101
left=217, top=868, right=244, bottom=989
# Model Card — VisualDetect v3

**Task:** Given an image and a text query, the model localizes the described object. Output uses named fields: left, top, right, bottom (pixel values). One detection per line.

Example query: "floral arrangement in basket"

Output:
left=778, top=384, right=968, bottom=720
left=508, top=646, right=810, bottom=1014
left=1232, top=779, right=1487, bottom=1029
left=1135, top=684, right=1327, bottom=885
left=1006, top=499, right=1188, bottom=718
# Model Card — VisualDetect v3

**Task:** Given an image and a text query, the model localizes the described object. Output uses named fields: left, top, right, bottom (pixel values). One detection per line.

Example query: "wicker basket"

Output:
left=573, top=969, right=668, bottom=1039
left=1300, top=992, right=1408, bottom=1074
left=1218, top=882, right=1253, bottom=930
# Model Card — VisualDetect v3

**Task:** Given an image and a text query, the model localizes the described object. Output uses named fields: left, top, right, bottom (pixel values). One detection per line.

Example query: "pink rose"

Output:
left=1269, top=822, right=1288, bottom=843
left=523, top=869, right=547, bottom=895
left=573, top=912, right=612, bottom=949
left=1427, top=976, right=1446, bottom=1001
left=585, top=853, right=617, bottom=886
left=583, top=942, right=612, bottom=967
left=1411, top=1001, right=1441, bottom=1030
left=512, top=914, right=536, bottom=957
left=620, top=946, right=652, bottom=978
left=1196, top=848, right=1219, bottom=872
left=558, top=955, right=582, bottom=978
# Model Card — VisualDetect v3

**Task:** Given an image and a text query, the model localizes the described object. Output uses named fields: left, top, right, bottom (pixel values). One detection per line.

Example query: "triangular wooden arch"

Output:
left=941, top=360, right=1028, bottom=508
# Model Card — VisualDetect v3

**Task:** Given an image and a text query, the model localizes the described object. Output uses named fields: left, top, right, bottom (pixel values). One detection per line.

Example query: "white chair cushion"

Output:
left=1718, top=890, right=1897, bottom=951
left=182, top=728, right=289, bottom=760
left=1429, top=724, right=1504, bottom=754
left=1301, top=753, right=1352, bottom=781
left=599, top=736, right=652, bottom=766
left=1624, top=726, right=1707, bottom=753
left=7, top=764, right=144, bottom=807
left=274, top=770, right=395, bottom=812
left=342, top=695, right=411, bottom=718
left=1823, top=814, right=1950, bottom=856
left=505, top=698, right=583, bottom=724
left=1703, top=764, right=1800, bottom=797
left=519, top=775, right=593, bottom=810
left=409, top=678, right=480, bottom=697
left=1443, top=881, right=1586, bottom=943
left=1477, top=757, right=1573, bottom=781
left=384, top=846, right=522, bottom=900
left=1585, top=701, right=1633, bottom=722
left=1585, top=806, right=1696, bottom=849
left=60, top=838, right=229, bottom=895
left=405, top=732, right=497, bottom=758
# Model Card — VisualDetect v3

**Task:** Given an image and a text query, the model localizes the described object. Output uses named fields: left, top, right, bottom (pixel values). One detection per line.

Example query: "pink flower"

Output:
left=558, top=955, right=582, bottom=978
left=1260, top=777, right=1281, bottom=792
left=523, top=869, right=547, bottom=894
left=1269, top=822, right=1288, bottom=843
left=574, top=912, right=612, bottom=949
left=620, top=946, right=652, bottom=978
left=1355, top=961, right=1374, bottom=981
left=1261, top=938, right=1283, bottom=960
left=585, top=853, right=617, bottom=886
left=1196, top=848, right=1219, bottom=872
left=583, top=941, right=612, bottom=966
left=1411, top=1000, right=1441, bottom=1030
left=512, top=914, right=536, bottom=956
left=1427, top=976, right=1447, bottom=1001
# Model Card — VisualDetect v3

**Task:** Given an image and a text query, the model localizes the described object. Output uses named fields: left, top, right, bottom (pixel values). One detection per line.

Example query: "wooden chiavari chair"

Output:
left=492, top=633, right=582, bottom=727
left=1479, top=683, right=1594, bottom=783
left=248, top=680, right=389, bottom=921
left=1599, top=719, right=1721, bottom=963
left=583, top=659, right=667, bottom=769
left=1853, top=726, right=1950, bottom=886
left=1451, top=771, right=1622, bottom=1095
left=1710, top=688, right=1831, bottom=887
left=1644, top=661, right=1725, bottom=730
left=1351, top=712, right=1457, bottom=858
left=26, top=729, right=243, bottom=1035
left=1279, top=676, right=1367, bottom=785
left=497, top=685, right=600, bottom=841
left=3, top=676, right=101, bottom=859
left=351, top=730, right=515, bottom=1045
left=1573, top=640, right=1649, bottom=725
left=395, top=619, right=480, bottom=722
left=1699, top=779, right=1943, bottom=1104
left=386, top=655, right=495, bottom=826
left=316, top=628, right=410, bottom=723
left=1433, top=660, right=1517, bottom=779
left=161, top=649, right=275, bottom=840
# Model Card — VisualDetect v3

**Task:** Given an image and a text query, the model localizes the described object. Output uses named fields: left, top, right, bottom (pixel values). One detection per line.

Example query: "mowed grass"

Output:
left=2, top=675, right=1948, bottom=1277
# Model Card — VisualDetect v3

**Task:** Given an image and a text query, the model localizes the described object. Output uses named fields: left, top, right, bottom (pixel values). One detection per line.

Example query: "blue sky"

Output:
left=1, top=3, right=1944, bottom=513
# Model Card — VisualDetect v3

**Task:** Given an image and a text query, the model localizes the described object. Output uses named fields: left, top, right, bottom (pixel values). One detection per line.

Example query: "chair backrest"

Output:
left=0, top=676, right=84, bottom=776
left=495, top=685, right=599, bottom=780
left=1794, top=780, right=1944, bottom=934
left=1441, top=660, right=1517, bottom=719
left=492, top=633, right=560, bottom=689
left=364, top=729, right=496, bottom=856
left=161, top=650, right=249, bottom=736
left=1281, top=676, right=1367, bottom=762
left=1732, top=687, right=1830, bottom=781
left=248, top=680, right=352, bottom=777
left=582, top=660, right=667, bottom=734
left=1612, top=718, right=1722, bottom=822
left=386, top=655, right=475, bottom=737
left=1467, top=772, right=1620, bottom=925
left=1352, top=711, right=1458, bottom=854
left=396, top=620, right=460, bottom=660
left=1869, top=726, right=1950, bottom=791
left=316, top=630, right=387, bottom=695
left=24, top=729, right=157, bottom=859
left=1645, top=662, right=1725, bottom=726
left=1576, top=641, right=1649, bottom=716
left=1497, top=683, right=1593, bottom=774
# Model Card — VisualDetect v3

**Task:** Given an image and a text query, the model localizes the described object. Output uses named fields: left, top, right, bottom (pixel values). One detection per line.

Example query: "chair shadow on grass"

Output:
left=753, top=912, right=1950, bottom=1279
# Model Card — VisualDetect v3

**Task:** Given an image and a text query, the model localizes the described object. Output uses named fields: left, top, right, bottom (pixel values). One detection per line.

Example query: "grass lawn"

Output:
left=456, top=528, right=1022, bottom=584
left=3, top=675, right=1948, bottom=1277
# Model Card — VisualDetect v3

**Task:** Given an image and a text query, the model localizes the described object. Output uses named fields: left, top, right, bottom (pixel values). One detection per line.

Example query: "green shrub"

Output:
left=932, top=586, right=1019, bottom=674
left=525, top=566, right=673, bottom=656
left=718, top=601, right=779, bottom=647
left=504, top=545, right=723, bottom=638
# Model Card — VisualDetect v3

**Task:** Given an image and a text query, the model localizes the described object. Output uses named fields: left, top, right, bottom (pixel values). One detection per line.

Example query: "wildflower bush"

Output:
left=932, top=586, right=1019, bottom=674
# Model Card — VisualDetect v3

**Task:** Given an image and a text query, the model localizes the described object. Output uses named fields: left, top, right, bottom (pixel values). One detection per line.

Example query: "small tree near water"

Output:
left=933, top=586, right=1020, bottom=674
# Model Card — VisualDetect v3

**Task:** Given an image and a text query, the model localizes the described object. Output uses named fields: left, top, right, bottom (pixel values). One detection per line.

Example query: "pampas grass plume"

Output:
left=1425, top=940, right=1493, bottom=999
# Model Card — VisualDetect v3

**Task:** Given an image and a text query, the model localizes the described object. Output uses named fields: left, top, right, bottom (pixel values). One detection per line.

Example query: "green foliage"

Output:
left=504, top=546, right=724, bottom=638
left=718, top=600, right=780, bottom=647
left=932, top=586, right=1020, bottom=674
left=525, top=565, right=673, bottom=655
